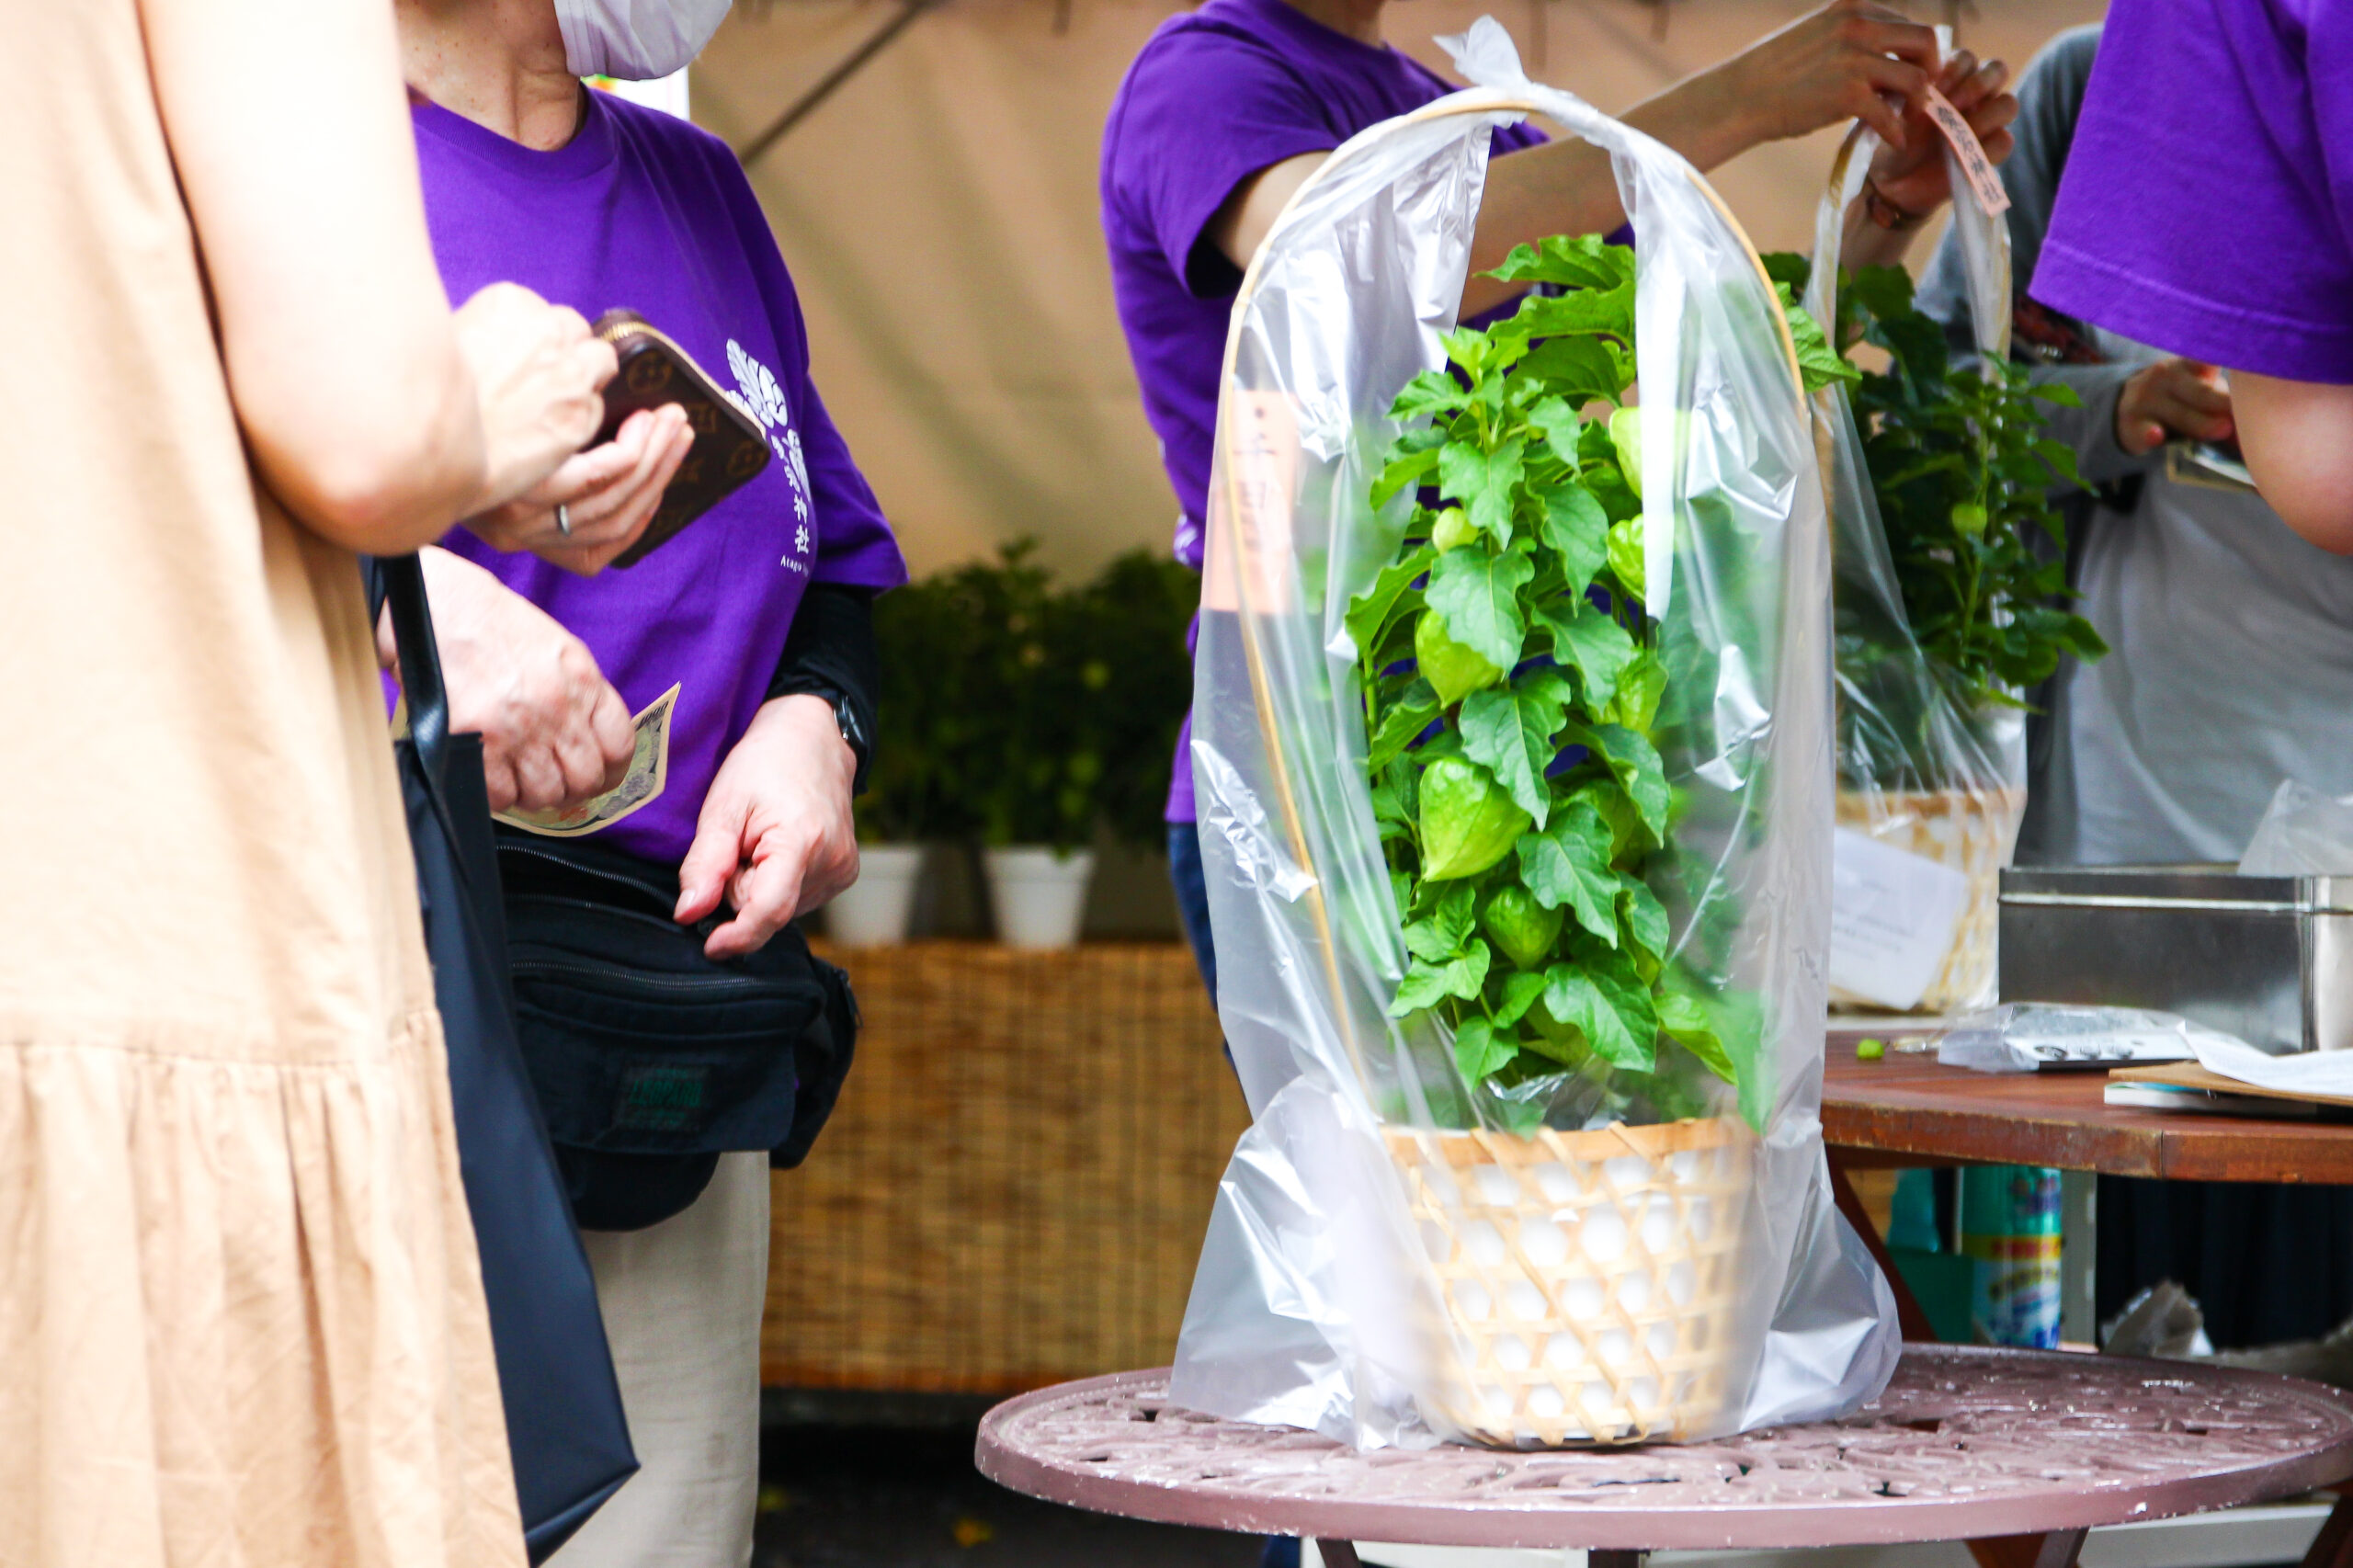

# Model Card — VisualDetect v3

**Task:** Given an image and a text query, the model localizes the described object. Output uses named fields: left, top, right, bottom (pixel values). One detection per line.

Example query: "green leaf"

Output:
left=1519, top=336, right=1632, bottom=404
left=1570, top=722, right=1671, bottom=841
left=1759, top=251, right=1811, bottom=295
left=1414, top=609, right=1504, bottom=706
left=1538, top=600, right=1634, bottom=709
left=1391, top=368, right=1470, bottom=420
left=2032, top=437, right=2085, bottom=487
left=1515, top=801, right=1619, bottom=944
left=1486, top=234, right=1635, bottom=293
left=1425, top=542, right=1533, bottom=672
left=1453, top=1014, right=1518, bottom=1084
left=1616, top=873, right=1669, bottom=960
left=1459, top=670, right=1571, bottom=826
left=1345, top=544, right=1435, bottom=662
left=1371, top=445, right=1442, bottom=509
left=1416, top=755, right=1531, bottom=881
left=1495, top=286, right=1635, bottom=348
left=1655, top=991, right=1733, bottom=1083
left=1368, top=693, right=1439, bottom=773
left=1493, top=968, right=1550, bottom=1028
left=1527, top=397, right=1586, bottom=467
left=2029, top=381, right=2084, bottom=408
left=1537, top=483, right=1609, bottom=591
left=1437, top=438, right=1525, bottom=543
left=1390, top=938, right=1492, bottom=1016
left=1776, top=282, right=1859, bottom=392
left=1541, top=962, right=1656, bottom=1071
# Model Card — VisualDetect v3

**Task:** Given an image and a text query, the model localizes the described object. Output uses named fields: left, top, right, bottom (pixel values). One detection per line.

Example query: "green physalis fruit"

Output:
left=1430, top=506, right=1480, bottom=552
left=1415, top=609, right=1504, bottom=706
left=1482, top=884, right=1564, bottom=971
left=1418, top=755, right=1531, bottom=880
left=1608, top=406, right=1644, bottom=499
left=1949, top=502, right=1987, bottom=540
left=1528, top=996, right=1586, bottom=1050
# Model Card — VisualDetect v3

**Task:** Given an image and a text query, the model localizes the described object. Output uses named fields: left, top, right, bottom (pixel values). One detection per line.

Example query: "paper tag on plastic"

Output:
left=1202, top=391, right=1300, bottom=615
left=1921, top=83, right=2011, bottom=217
left=1828, top=827, right=1970, bottom=1011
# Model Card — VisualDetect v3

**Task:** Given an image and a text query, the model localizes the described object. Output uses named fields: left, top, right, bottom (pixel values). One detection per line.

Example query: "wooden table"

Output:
left=1817, top=1027, right=2353, bottom=1568
left=1818, top=1049, right=2353, bottom=1183
left=977, top=1348, right=2353, bottom=1568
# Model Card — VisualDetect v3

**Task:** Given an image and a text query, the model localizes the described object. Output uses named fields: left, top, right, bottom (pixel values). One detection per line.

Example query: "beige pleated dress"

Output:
left=0, top=4, right=525, bottom=1565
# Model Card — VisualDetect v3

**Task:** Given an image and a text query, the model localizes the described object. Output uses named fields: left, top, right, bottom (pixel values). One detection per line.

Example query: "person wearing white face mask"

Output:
left=390, top=5, right=909, bottom=1568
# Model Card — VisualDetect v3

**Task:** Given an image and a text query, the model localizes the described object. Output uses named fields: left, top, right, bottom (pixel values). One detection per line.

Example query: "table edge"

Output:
left=975, top=1359, right=2353, bottom=1551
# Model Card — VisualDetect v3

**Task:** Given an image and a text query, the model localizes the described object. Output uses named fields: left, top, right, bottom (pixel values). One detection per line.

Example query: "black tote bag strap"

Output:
left=381, top=553, right=453, bottom=787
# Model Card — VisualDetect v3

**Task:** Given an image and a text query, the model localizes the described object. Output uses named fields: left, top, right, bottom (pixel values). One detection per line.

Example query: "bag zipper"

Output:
left=511, top=956, right=802, bottom=999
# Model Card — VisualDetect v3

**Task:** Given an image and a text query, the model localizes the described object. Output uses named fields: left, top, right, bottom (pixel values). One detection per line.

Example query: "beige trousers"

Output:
left=550, top=1152, right=772, bottom=1568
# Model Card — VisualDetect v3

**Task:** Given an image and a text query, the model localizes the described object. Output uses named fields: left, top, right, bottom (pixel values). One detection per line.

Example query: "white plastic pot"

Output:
left=982, top=846, right=1097, bottom=950
left=823, top=844, right=925, bottom=946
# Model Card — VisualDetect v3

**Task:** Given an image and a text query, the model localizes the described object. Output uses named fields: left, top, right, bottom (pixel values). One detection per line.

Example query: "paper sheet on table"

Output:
left=2191, top=1032, right=2353, bottom=1097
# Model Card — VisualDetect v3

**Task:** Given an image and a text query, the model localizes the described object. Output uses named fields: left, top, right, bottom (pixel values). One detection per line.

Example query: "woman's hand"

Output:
left=464, top=404, right=696, bottom=575
left=381, top=547, right=635, bottom=812
left=675, top=695, right=860, bottom=960
left=1866, top=49, right=2019, bottom=222
left=1705, top=1, right=1938, bottom=154
left=2118, top=358, right=2234, bottom=457
left=451, top=281, right=616, bottom=513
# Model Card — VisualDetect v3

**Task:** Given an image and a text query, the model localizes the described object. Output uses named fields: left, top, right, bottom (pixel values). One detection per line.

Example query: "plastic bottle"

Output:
left=1958, top=1165, right=2062, bottom=1347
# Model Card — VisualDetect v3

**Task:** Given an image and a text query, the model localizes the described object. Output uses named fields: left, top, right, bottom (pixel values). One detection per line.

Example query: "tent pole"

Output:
left=736, top=0, right=940, bottom=167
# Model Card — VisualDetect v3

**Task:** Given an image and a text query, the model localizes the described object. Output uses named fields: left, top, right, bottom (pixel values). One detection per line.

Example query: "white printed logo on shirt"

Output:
left=726, top=338, right=815, bottom=571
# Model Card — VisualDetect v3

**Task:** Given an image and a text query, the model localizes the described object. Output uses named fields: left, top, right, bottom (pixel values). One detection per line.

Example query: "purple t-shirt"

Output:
left=2033, top=0, right=2353, bottom=382
left=1100, top=0, right=1545, bottom=822
left=413, top=92, right=906, bottom=864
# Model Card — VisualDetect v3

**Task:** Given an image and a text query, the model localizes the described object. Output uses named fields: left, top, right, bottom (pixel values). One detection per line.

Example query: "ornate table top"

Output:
left=976, top=1347, right=2353, bottom=1551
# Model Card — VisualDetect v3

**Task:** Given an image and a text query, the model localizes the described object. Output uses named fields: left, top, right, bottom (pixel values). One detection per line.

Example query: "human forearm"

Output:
left=2232, top=372, right=2353, bottom=551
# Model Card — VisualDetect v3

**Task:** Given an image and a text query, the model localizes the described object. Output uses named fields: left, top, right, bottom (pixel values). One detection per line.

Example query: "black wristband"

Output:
left=767, top=584, right=879, bottom=795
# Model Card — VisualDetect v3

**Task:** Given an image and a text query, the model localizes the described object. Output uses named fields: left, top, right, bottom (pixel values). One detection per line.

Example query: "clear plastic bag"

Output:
left=1808, top=122, right=2025, bottom=1017
left=1169, top=20, right=1897, bottom=1452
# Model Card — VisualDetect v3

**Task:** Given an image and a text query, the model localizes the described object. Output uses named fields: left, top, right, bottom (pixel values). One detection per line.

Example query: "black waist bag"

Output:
left=496, top=831, right=858, bottom=1232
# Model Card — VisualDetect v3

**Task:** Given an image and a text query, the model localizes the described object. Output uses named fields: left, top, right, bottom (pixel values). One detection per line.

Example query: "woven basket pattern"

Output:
left=1385, top=1117, right=1752, bottom=1446
left=1832, top=786, right=2026, bottom=1014
left=764, top=941, right=1245, bottom=1394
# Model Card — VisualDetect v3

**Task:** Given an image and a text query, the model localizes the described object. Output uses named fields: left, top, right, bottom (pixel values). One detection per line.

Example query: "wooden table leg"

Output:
left=1828, top=1147, right=1938, bottom=1343
left=1589, top=1551, right=1648, bottom=1568
left=1315, top=1543, right=1363, bottom=1568
left=2300, top=1494, right=2353, bottom=1568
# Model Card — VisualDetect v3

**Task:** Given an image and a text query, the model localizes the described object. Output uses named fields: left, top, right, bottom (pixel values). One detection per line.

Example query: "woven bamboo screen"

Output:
left=764, top=941, right=1245, bottom=1393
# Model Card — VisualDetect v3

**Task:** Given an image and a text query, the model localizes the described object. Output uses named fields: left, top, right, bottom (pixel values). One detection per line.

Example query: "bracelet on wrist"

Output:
left=1862, top=179, right=1928, bottom=233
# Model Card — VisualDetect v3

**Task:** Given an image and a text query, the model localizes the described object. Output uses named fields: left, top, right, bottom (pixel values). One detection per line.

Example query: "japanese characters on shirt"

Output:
left=727, top=337, right=817, bottom=573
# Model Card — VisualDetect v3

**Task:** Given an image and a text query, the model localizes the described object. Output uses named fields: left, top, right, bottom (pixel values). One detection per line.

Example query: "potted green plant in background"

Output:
left=972, top=541, right=1197, bottom=949
left=825, top=573, right=986, bottom=944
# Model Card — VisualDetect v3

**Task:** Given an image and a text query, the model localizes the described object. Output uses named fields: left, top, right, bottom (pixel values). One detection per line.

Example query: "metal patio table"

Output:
left=977, top=1346, right=2353, bottom=1568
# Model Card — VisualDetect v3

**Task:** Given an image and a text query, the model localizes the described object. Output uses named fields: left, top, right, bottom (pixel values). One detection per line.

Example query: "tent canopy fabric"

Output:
left=691, top=0, right=2102, bottom=581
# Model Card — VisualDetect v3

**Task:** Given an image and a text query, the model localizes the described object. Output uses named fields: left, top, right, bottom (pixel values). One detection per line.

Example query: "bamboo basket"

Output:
left=1831, top=785, right=2027, bottom=1015
left=1385, top=1117, right=1752, bottom=1446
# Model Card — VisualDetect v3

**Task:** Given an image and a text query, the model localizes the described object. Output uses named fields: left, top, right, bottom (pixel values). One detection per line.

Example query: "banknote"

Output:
left=494, top=682, right=681, bottom=838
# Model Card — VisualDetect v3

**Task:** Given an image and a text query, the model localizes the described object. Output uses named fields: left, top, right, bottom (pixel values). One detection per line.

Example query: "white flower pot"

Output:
left=823, top=844, right=925, bottom=946
left=982, top=846, right=1097, bottom=950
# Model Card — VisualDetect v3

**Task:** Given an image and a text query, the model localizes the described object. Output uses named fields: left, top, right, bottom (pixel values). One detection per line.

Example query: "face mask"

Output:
left=555, top=0, right=733, bottom=81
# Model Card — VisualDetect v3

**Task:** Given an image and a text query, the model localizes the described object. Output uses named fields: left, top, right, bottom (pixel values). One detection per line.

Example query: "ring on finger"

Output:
left=555, top=502, right=574, bottom=537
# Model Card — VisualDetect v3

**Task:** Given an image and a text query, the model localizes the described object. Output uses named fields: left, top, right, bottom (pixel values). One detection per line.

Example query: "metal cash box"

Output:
left=1997, top=865, right=2353, bottom=1056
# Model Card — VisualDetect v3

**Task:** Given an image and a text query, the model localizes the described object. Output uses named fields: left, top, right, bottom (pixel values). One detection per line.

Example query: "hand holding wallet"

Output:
left=590, top=310, right=771, bottom=567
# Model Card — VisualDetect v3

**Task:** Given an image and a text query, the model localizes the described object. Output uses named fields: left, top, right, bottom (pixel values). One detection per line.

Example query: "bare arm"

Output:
left=2232, top=372, right=2353, bottom=551
left=1209, top=0, right=1940, bottom=314
left=141, top=0, right=487, bottom=554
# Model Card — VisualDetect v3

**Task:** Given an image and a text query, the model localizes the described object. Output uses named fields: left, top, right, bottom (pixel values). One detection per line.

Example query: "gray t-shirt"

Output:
left=1915, top=25, right=2353, bottom=865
